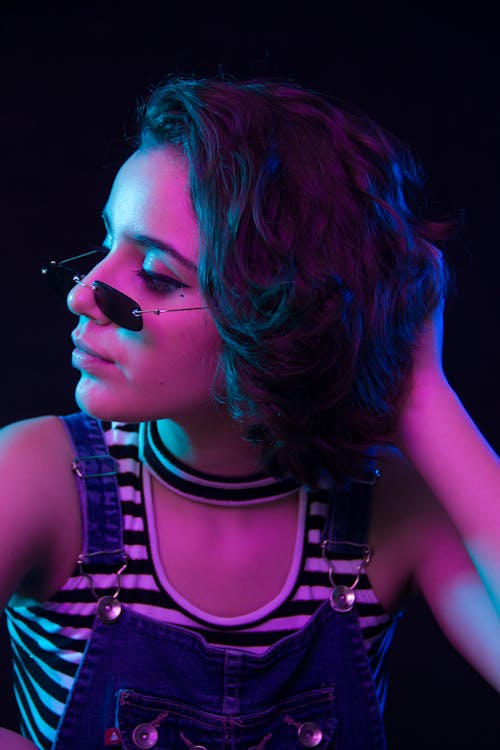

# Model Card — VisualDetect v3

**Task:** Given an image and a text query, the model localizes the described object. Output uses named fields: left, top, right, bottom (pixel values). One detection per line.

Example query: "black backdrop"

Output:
left=1, top=3, right=499, bottom=747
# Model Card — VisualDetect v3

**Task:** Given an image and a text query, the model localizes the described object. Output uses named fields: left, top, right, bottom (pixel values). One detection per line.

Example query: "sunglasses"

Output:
left=41, top=249, right=206, bottom=332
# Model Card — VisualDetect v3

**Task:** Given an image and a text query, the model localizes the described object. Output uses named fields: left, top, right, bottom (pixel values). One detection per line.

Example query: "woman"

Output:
left=1, top=76, right=499, bottom=750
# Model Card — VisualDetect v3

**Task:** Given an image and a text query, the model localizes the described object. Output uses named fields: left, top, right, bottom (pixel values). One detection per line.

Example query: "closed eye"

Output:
left=136, top=268, right=188, bottom=294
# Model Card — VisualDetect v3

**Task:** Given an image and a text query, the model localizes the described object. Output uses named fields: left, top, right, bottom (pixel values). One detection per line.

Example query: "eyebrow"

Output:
left=133, top=234, right=198, bottom=272
left=101, top=210, right=198, bottom=273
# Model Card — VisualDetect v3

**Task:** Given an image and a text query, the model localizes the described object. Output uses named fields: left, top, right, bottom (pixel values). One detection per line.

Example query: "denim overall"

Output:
left=54, top=413, right=386, bottom=750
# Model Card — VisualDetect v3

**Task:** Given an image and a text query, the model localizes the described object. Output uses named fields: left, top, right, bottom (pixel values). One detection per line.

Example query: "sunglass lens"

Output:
left=41, top=263, right=78, bottom=298
left=93, top=282, right=143, bottom=332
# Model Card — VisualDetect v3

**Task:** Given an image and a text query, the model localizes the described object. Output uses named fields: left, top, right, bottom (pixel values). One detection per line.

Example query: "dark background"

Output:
left=1, top=3, right=499, bottom=747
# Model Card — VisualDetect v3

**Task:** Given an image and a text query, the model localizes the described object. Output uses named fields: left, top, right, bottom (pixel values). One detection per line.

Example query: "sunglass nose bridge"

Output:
left=73, top=276, right=96, bottom=290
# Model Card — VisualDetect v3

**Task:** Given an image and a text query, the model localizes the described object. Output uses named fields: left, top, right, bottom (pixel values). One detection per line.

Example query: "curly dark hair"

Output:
left=138, top=75, right=450, bottom=486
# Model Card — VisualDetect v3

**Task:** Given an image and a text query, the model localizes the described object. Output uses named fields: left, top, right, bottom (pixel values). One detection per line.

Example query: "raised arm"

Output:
left=393, top=304, right=500, bottom=689
left=396, top=304, right=500, bottom=611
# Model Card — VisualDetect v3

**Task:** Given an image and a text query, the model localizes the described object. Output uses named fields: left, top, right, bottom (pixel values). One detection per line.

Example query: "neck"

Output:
left=155, top=409, right=263, bottom=477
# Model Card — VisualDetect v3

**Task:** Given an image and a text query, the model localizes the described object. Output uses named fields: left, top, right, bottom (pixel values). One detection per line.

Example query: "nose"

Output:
left=66, top=265, right=113, bottom=327
left=67, top=277, right=108, bottom=323
left=66, top=253, right=113, bottom=323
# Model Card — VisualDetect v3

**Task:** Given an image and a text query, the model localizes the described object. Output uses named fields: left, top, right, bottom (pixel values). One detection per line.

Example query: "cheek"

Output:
left=144, top=319, right=222, bottom=389
left=73, top=322, right=223, bottom=423
left=183, top=325, right=221, bottom=385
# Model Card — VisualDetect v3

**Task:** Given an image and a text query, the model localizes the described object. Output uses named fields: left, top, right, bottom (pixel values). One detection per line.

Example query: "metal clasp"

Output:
left=321, top=540, right=372, bottom=612
left=77, top=551, right=128, bottom=599
left=72, top=454, right=118, bottom=478
left=350, top=467, right=380, bottom=485
left=78, top=551, right=129, bottom=623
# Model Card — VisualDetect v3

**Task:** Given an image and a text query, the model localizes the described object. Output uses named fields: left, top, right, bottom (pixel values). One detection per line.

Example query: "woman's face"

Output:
left=68, top=147, right=221, bottom=424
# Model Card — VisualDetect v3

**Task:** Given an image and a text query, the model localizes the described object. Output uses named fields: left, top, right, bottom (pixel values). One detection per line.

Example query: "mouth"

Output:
left=71, top=335, right=115, bottom=365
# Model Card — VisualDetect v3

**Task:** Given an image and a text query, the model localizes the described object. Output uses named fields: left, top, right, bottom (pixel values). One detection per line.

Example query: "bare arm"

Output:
left=396, top=305, right=500, bottom=614
left=0, top=417, right=80, bottom=745
left=0, top=416, right=80, bottom=610
left=374, top=445, right=500, bottom=691
left=0, top=728, right=39, bottom=750
left=394, top=304, right=500, bottom=689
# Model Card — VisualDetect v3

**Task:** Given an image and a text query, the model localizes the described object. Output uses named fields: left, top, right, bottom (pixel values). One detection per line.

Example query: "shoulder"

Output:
left=372, top=444, right=451, bottom=534
left=0, top=729, right=39, bottom=749
left=368, top=445, right=451, bottom=610
left=1, top=413, right=74, bottom=459
left=0, top=415, right=77, bottom=499
left=0, top=415, right=81, bottom=606
left=373, top=442, right=442, bottom=508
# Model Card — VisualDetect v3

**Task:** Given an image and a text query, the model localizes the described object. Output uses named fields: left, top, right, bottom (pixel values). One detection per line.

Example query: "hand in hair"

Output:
left=398, top=297, right=446, bottom=420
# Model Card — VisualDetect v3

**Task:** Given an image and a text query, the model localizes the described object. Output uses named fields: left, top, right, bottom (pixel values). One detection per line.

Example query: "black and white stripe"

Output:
left=6, top=421, right=394, bottom=750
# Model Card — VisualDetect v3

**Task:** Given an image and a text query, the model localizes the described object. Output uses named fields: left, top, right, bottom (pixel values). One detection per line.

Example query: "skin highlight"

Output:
left=69, top=147, right=263, bottom=475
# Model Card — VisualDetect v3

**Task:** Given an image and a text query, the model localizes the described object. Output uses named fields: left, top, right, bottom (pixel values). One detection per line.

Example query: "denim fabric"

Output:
left=54, top=413, right=385, bottom=750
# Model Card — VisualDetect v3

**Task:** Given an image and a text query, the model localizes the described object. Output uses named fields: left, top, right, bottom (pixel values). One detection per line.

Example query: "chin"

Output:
left=74, top=375, right=219, bottom=425
left=74, top=384, right=138, bottom=424
left=74, top=389, right=180, bottom=426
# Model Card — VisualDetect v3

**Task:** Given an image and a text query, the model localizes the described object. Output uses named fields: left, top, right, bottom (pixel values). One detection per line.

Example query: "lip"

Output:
left=71, top=334, right=115, bottom=368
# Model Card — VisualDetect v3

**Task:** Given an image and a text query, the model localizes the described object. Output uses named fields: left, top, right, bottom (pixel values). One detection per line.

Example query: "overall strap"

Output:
left=319, top=452, right=379, bottom=559
left=60, top=412, right=127, bottom=567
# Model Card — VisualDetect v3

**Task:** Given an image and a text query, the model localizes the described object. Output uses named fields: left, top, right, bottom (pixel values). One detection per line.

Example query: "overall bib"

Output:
left=53, top=413, right=386, bottom=750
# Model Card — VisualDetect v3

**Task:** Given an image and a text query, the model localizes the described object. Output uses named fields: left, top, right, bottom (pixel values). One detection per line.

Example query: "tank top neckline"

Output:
left=138, top=420, right=302, bottom=506
left=141, top=465, right=309, bottom=627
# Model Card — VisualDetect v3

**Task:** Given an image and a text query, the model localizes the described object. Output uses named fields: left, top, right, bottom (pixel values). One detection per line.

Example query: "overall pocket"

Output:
left=116, top=686, right=337, bottom=750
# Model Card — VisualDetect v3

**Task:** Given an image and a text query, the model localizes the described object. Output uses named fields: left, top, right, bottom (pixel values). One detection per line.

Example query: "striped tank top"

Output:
left=5, top=420, right=396, bottom=750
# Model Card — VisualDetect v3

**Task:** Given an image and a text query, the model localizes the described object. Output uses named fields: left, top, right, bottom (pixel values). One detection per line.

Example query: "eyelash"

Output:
left=136, top=268, right=187, bottom=294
